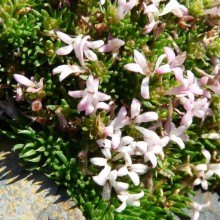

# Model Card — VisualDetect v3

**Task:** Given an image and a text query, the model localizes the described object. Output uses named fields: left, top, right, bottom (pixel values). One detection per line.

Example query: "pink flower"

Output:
left=124, top=50, right=152, bottom=99
left=52, top=64, right=86, bottom=81
left=208, top=78, right=220, bottom=95
left=143, top=1, right=159, bottom=15
left=55, top=32, right=104, bottom=66
left=14, top=74, right=44, bottom=103
left=165, top=70, right=203, bottom=102
left=58, top=0, right=70, bottom=8
left=142, top=13, right=156, bottom=35
left=98, top=38, right=125, bottom=57
left=204, top=6, right=220, bottom=16
left=142, top=1, right=159, bottom=34
left=159, top=0, right=188, bottom=18
left=68, top=75, right=111, bottom=115
left=129, top=98, right=158, bottom=124
left=117, top=0, right=137, bottom=20
left=180, top=97, right=213, bottom=127
left=31, top=99, right=42, bottom=112
left=155, top=47, right=186, bottom=82
left=14, top=74, right=44, bottom=93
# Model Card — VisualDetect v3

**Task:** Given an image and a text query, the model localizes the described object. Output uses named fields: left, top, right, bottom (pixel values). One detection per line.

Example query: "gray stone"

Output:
left=0, top=137, right=85, bottom=220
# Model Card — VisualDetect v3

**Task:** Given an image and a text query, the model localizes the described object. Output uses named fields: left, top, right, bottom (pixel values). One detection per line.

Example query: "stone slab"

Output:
left=0, top=137, right=85, bottom=220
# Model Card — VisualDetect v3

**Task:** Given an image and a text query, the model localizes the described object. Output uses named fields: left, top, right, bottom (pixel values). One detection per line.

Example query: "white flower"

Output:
left=115, top=191, right=144, bottom=212
left=202, top=133, right=220, bottom=139
left=90, top=148, right=112, bottom=186
left=112, top=136, right=135, bottom=159
left=52, top=64, right=86, bottom=81
left=117, top=163, right=148, bottom=186
left=100, top=0, right=105, bottom=5
left=134, top=126, right=169, bottom=168
left=104, top=170, right=129, bottom=200
left=104, top=107, right=130, bottom=149
left=166, top=122, right=188, bottom=149
left=68, top=75, right=111, bottom=115
left=189, top=201, right=210, bottom=220
left=193, top=165, right=209, bottom=190
left=193, top=149, right=220, bottom=190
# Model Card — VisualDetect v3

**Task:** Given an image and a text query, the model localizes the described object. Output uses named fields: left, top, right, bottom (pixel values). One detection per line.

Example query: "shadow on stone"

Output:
left=0, top=136, right=84, bottom=220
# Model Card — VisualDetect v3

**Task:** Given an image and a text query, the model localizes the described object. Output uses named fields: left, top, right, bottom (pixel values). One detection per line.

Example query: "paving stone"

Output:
left=0, top=137, right=85, bottom=220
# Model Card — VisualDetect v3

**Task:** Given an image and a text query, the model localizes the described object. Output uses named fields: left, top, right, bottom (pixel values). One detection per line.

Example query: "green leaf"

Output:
left=56, top=151, right=69, bottom=167
left=24, top=143, right=35, bottom=149
left=20, top=149, right=36, bottom=158
left=205, top=139, right=216, bottom=149
left=36, top=146, right=46, bottom=152
left=13, top=144, right=24, bottom=151
left=142, top=101, right=155, bottom=109
left=27, top=155, right=41, bottom=163
left=18, top=129, right=35, bottom=137
left=169, top=207, right=189, bottom=217
left=167, top=194, right=182, bottom=202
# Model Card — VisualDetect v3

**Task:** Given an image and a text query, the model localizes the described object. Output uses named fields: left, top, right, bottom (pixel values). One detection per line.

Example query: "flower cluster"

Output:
left=5, top=0, right=220, bottom=219
left=14, top=74, right=45, bottom=112
left=43, top=0, right=220, bottom=214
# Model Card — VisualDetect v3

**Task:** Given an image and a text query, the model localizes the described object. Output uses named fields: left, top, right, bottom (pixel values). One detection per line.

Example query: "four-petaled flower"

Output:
left=165, top=122, right=188, bottom=149
left=129, top=98, right=158, bottom=124
left=165, top=70, right=203, bottom=102
left=155, top=47, right=186, bottom=82
left=159, top=0, right=189, bottom=18
left=180, top=97, right=213, bottom=127
left=189, top=201, right=210, bottom=220
left=124, top=50, right=153, bottom=99
left=193, top=149, right=220, bottom=190
left=98, top=37, right=125, bottom=57
left=56, top=31, right=104, bottom=66
left=52, top=64, right=86, bottom=81
left=68, top=75, right=111, bottom=115
left=117, top=0, right=137, bottom=20
left=115, top=191, right=144, bottom=212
